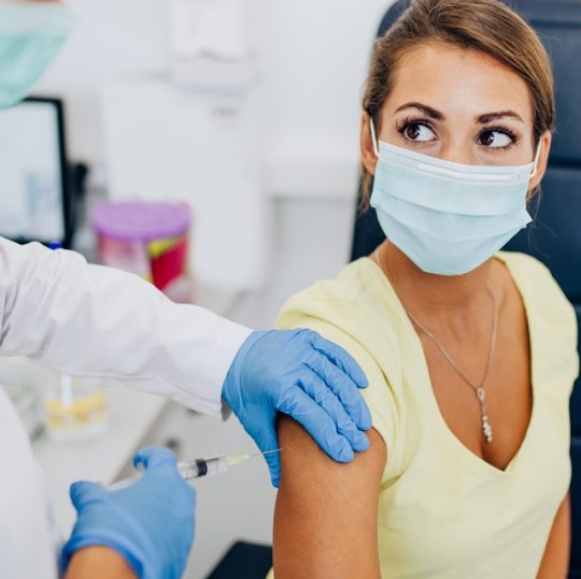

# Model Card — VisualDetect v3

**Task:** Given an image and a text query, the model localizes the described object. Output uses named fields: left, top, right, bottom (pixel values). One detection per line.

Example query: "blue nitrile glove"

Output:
left=61, top=447, right=196, bottom=579
left=222, top=328, right=372, bottom=487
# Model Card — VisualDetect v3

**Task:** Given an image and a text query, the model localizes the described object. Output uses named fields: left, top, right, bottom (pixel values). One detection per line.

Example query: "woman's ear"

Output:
left=529, top=131, right=552, bottom=191
left=360, top=113, right=379, bottom=176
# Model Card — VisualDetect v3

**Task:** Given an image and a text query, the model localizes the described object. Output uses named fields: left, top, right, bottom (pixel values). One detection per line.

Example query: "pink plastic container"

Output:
left=91, top=201, right=193, bottom=302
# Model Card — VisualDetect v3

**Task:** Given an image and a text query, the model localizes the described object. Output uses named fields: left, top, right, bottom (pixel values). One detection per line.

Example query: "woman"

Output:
left=271, top=0, right=579, bottom=577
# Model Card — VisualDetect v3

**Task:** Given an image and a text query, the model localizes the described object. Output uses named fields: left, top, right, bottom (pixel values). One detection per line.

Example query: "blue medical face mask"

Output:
left=369, top=121, right=540, bottom=276
left=0, top=1, right=75, bottom=109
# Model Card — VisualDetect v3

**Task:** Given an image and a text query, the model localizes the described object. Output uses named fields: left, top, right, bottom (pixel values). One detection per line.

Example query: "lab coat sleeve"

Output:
left=0, top=238, right=252, bottom=418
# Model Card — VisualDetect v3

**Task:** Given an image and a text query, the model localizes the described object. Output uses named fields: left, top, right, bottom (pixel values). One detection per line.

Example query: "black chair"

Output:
left=505, top=3, right=581, bottom=576
left=204, top=541, right=272, bottom=579
left=350, top=1, right=581, bottom=576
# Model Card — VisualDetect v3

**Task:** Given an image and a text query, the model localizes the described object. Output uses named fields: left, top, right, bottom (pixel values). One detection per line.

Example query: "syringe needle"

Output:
left=224, top=448, right=282, bottom=467
left=109, top=448, right=284, bottom=490
left=249, top=448, right=283, bottom=458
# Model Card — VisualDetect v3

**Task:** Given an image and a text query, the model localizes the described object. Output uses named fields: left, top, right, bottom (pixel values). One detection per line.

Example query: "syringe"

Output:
left=108, top=449, right=281, bottom=491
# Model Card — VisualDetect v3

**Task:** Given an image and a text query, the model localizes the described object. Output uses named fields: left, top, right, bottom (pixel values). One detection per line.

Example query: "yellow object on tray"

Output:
left=44, top=375, right=109, bottom=441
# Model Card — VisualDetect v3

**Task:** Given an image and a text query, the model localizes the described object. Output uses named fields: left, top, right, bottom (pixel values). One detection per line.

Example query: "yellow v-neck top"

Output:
left=275, top=252, right=578, bottom=579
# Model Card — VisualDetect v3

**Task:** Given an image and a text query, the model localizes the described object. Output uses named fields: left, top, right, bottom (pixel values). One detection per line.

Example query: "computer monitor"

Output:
left=0, top=97, right=72, bottom=247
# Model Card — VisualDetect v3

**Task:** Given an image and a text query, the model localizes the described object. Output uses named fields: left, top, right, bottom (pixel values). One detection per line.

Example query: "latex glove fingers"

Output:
left=133, top=445, right=179, bottom=470
left=310, top=332, right=369, bottom=388
left=298, top=371, right=369, bottom=453
left=279, top=387, right=354, bottom=463
left=304, top=350, right=372, bottom=432
left=69, top=480, right=108, bottom=512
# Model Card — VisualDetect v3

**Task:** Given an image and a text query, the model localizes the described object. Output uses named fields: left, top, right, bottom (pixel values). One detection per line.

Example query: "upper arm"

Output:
left=536, top=493, right=571, bottom=579
left=273, top=416, right=387, bottom=579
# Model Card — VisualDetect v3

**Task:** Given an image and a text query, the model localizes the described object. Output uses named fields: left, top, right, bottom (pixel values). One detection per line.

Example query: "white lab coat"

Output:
left=0, top=237, right=251, bottom=579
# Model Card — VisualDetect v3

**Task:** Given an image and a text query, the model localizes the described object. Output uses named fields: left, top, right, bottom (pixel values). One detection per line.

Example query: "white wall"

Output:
left=35, top=0, right=169, bottom=181
left=261, top=0, right=394, bottom=198
left=35, top=0, right=395, bottom=195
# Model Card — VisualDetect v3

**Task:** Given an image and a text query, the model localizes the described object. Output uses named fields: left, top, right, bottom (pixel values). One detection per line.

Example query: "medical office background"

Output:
left=1, top=1, right=396, bottom=578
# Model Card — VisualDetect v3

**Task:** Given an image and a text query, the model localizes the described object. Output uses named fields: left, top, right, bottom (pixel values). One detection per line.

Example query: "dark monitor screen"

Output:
left=0, top=97, right=70, bottom=246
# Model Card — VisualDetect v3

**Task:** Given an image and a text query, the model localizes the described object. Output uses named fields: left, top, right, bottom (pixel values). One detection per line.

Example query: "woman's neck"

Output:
left=376, top=241, right=501, bottom=333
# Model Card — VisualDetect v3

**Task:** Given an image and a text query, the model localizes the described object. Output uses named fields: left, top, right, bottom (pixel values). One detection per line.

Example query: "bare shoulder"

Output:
left=277, top=416, right=386, bottom=488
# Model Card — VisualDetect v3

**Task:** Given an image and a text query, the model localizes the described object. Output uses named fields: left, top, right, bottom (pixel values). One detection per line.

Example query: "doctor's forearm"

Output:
left=0, top=238, right=250, bottom=416
left=63, top=546, right=136, bottom=579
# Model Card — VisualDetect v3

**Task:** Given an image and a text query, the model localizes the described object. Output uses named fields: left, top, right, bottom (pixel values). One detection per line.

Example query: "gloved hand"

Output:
left=222, top=328, right=372, bottom=487
left=61, top=447, right=196, bottom=579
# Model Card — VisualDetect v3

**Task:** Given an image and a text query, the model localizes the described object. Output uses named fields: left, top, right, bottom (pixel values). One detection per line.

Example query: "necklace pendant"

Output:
left=476, top=388, right=493, bottom=443
left=404, top=288, right=499, bottom=448
left=482, top=414, right=493, bottom=444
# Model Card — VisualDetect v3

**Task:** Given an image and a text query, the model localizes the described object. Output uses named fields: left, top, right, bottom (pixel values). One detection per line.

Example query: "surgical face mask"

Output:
left=369, top=121, right=540, bottom=276
left=0, top=1, right=75, bottom=109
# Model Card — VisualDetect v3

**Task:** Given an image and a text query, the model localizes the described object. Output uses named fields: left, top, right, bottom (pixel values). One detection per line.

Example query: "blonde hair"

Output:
left=361, top=0, right=555, bottom=201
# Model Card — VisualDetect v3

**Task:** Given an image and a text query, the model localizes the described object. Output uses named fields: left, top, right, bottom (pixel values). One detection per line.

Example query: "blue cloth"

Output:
left=61, top=447, right=196, bottom=579
left=222, top=329, right=372, bottom=487
left=0, top=3, right=75, bottom=108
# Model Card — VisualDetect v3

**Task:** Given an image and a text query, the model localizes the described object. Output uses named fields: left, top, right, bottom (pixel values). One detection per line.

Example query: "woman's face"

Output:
left=361, top=42, right=551, bottom=190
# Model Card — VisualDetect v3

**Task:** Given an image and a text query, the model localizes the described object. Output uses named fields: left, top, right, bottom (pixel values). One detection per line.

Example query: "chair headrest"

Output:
left=512, top=0, right=581, bottom=164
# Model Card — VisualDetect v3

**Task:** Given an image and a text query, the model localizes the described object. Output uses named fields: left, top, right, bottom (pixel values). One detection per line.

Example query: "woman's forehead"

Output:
left=385, top=43, right=534, bottom=124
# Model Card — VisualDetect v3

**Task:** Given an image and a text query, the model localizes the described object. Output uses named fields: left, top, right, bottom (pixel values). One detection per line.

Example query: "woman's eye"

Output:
left=401, top=122, right=436, bottom=142
left=479, top=129, right=514, bottom=149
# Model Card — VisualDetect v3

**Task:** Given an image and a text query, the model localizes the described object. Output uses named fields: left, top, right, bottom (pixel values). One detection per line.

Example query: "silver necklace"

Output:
left=374, top=249, right=499, bottom=443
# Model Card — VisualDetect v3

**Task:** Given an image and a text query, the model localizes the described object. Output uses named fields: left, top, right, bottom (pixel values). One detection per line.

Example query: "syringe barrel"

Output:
left=178, top=456, right=229, bottom=480
left=108, top=453, right=244, bottom=490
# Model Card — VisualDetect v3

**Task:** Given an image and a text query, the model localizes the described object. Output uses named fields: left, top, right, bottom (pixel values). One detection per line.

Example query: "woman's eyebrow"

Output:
left=393, top=103, right=525, bottom=125
left=394, top=102, right=444, bottom=120
left=477, top=111, right=525, bottom=123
